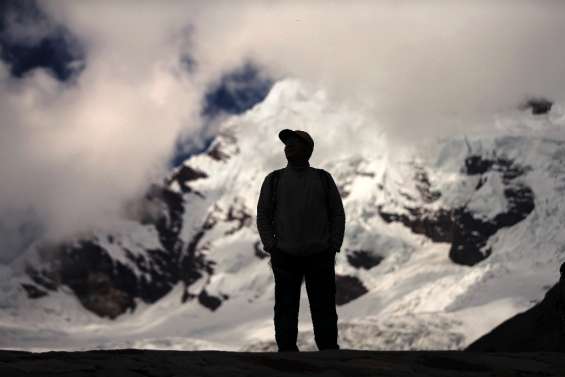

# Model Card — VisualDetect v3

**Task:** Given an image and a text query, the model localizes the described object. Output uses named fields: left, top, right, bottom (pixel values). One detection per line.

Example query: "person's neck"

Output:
left=286, top=160, right=310, bottom=170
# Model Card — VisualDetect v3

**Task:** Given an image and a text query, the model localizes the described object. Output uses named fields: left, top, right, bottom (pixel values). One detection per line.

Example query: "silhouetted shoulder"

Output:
left=317, top=168, right=335, bottom=182
left=261, top=170, right=273, bottom=181
left=267, top=168, right=285, bottom=179
left=260, top=169, right=282, bottom=189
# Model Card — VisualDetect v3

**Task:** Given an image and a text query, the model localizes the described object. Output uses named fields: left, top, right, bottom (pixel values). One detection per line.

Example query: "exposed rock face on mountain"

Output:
left=20, top=164, right=226, bottom=318
left=467, top=262, right=565, bottom=352
left=519, top=97, right=553, bottom=115
left=3, top=79, right=565, bottom=351
left=379, top=155, right=535, bottom=266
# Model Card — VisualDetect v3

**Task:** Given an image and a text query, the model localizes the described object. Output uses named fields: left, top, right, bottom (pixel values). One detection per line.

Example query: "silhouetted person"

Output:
left=256, top=129, right=346, bottom=352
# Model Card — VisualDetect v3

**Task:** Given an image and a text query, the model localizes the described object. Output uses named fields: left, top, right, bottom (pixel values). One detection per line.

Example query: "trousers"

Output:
left=269, top=248, right=339, bottom=352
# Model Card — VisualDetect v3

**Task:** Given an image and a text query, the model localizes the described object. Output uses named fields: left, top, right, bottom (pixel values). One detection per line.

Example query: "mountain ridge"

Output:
left=1, top=78, right=564, bottom=351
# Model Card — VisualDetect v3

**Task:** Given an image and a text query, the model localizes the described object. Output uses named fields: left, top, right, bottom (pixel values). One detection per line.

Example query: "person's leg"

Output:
left=272, top=255, right=303, bottom=352
left=305, top=251, right=340, bottom=351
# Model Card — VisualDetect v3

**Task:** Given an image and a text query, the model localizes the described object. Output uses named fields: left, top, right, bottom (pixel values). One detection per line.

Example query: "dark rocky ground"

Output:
left=467, top=262, right=565, bottom=352
left=1, top=349, right=565, bottom=377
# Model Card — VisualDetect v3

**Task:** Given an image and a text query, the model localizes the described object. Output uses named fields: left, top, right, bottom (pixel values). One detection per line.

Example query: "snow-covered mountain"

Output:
left=1, top=79, right=564, bottom=352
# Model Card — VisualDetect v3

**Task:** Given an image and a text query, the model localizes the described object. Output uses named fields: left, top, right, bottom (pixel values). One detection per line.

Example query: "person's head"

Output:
left=278, top=129, right=314, bottom=165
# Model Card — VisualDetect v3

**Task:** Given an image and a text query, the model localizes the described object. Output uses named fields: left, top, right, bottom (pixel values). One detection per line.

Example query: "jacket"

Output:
left=256, top=164, right=346, bottom=256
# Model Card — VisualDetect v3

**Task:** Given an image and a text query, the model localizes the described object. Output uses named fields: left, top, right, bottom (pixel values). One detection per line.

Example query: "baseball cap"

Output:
left=278, top=129, right=314, bottom=152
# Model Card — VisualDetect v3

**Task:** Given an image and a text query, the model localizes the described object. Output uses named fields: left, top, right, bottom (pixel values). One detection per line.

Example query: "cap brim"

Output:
left=278, top=129, right=298, bottom=145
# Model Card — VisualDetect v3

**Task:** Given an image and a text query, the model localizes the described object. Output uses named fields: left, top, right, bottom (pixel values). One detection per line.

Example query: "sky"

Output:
left=1, top=0, right=565, bottom=262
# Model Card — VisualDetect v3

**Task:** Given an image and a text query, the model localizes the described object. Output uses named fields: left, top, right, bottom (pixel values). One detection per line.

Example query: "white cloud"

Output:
left=0, top=1, right=204, bottom=260
left=185, top=0, right=565, bottom=141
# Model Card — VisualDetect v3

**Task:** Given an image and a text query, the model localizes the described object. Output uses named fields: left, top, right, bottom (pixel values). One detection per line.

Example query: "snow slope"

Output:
left=1, top=79, right=564, bottom=352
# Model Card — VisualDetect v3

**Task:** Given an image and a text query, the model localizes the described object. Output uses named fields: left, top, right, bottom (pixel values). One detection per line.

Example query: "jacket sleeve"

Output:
left=327, top=172, right=346, bottom=253
left=256, top=173, right=277, bottom=253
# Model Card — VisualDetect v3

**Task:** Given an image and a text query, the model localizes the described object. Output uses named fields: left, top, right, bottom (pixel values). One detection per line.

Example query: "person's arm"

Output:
left=256, top=173, right=277, bottom=253
left=327, top=173, right=345, bottom=253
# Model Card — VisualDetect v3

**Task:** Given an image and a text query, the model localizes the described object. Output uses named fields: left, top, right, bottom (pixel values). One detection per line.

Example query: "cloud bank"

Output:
left=2, top=0, right=565, bottom=261
left=186, top=0, right=565, bottom=137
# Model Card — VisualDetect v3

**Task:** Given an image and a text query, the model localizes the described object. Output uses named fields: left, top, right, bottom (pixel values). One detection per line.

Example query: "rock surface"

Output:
left=1, top=349, right=565, bottom=377
left=467, top=262, right=565, bottom=352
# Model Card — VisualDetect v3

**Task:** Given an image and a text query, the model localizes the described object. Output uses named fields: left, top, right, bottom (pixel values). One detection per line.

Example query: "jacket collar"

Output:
left=286, top=161, right=310, bottom=171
